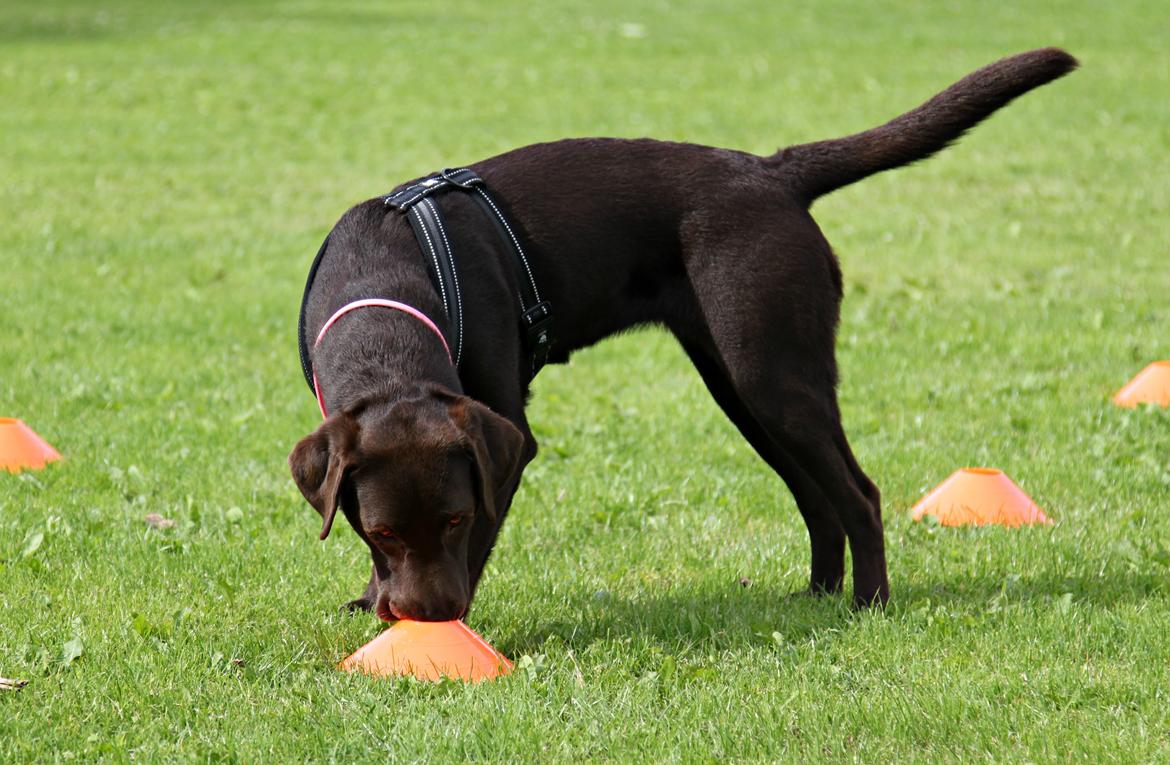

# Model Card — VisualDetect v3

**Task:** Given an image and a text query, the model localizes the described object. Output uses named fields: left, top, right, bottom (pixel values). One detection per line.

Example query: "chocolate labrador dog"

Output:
left=290, top=48, right=1075, bottom=620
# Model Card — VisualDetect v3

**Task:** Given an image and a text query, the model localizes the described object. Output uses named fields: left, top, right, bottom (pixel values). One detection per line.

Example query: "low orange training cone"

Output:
left=339, top=620, right=513, bottom=682
left=911, top=468, right=1051, bottom=527
left=1113, top=361, right=1170, bottom=408
left=0, top=418, right=62, bottom=473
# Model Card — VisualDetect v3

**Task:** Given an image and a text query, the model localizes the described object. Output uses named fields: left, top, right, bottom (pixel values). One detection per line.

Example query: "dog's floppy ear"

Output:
left=450, top=398, right=525, bottom=523
left=289, top=415, right=359, bottom=540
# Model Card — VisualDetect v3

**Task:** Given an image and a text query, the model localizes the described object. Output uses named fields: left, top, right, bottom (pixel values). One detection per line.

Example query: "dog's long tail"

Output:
left=769, top=48, right=1077, bottom=205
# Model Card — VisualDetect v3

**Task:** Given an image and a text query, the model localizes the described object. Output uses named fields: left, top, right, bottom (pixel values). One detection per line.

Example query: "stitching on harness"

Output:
left=388, top=189, right=428, bottom=208
left=423, top=196, right=463, bottom=368
left=409, top=206, right=450, bottom=319
left=386, top=186, right=429, bottom=206
left=475, top=188, right=540, bottom=302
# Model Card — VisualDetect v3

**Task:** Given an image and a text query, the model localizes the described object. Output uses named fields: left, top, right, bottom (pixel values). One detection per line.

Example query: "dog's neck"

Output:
left=312, top=309, right=462, bottom=418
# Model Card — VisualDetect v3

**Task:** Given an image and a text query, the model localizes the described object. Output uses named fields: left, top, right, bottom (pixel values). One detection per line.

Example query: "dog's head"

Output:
left=288, top=386, right=524, bottom=621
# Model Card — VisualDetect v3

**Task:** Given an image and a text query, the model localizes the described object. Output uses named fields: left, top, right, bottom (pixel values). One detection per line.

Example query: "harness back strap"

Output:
left=384, top=168, right=554, bottom=377
left=404, top=197, right=464, bottom=367
left=298, top=168, right=553, bottom=395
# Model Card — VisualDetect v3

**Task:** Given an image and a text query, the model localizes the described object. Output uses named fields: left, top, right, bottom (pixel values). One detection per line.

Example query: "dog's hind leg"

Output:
left=680, top=230, right=888, bottom=606
left=726, top=346, right=887, bottom=606
left=680, top=339, right=847, bottom=595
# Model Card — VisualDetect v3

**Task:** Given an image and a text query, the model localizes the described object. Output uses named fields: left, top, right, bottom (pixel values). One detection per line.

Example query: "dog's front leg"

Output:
left=343, top=563, right=379, bottom=613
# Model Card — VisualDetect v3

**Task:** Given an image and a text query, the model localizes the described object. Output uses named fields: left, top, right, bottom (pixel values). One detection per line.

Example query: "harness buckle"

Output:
left=521, top=300, right=554, bottom=372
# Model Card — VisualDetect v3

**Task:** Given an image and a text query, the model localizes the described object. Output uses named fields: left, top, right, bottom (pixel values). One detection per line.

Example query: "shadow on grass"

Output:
left=0, top=7, right=130, bottom=44
left=501, top=584, right=856, bottom=656
left=500, top=567, right=1167, bottom=656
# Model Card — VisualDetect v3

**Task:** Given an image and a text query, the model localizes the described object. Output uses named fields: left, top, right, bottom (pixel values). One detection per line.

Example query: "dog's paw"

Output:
left=342, top=596, right=374, bottom=613
left=851, top=587, right=890, bottom=610
left=783, top=582, right=843, bottom=602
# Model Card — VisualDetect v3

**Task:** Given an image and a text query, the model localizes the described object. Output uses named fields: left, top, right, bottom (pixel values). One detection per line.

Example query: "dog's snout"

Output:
left=386, top=596, right=467, bottom=622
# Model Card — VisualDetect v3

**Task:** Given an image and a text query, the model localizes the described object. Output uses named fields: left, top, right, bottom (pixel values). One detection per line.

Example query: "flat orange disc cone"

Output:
left=1113, top=361, right=1170, bottom=408
left=911, top=468, right=1051, bottom=527
left=0, top=418, right=62, bottom=473
left=339, top=620, right=513, bottom=682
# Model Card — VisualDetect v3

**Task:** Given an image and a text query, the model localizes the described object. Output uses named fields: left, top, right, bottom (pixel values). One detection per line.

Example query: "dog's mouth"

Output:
left=376, top=600, right=469, bottom=623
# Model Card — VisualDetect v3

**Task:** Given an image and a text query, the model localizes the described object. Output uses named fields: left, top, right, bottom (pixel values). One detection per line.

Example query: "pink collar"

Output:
left=312, top=298, right=451, bottom=419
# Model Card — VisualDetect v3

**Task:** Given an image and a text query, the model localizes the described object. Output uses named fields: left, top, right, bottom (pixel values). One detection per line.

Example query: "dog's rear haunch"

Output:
left=291, top=49, right=1076, bottom=619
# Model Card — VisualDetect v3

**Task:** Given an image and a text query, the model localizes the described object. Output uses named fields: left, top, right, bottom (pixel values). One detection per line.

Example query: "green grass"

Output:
left=2, top=0, right=1169, bottom=761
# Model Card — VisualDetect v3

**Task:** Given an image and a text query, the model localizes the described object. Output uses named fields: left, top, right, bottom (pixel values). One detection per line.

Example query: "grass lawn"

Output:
left=2, top=0, right=1169, bottom=761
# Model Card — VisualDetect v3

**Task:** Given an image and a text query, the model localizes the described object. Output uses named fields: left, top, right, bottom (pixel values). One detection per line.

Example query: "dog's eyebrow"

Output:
left=430, top=449, right=462, bottom=496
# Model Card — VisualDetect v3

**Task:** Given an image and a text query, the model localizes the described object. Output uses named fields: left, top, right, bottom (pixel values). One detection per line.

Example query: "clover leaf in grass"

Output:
left=21, top=530, right=45, bottom=558
left=61, top=636, right=84, bottom=667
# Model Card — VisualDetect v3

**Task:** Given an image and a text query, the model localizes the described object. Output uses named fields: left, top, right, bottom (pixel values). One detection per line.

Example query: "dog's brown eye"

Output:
left=372, top=527, right=397, bottom=541
left=447, top=516, right=463, bottom=528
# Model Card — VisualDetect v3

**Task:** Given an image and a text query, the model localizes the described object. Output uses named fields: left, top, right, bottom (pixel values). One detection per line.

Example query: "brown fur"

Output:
left=291, top=48, right=1076, bottom=618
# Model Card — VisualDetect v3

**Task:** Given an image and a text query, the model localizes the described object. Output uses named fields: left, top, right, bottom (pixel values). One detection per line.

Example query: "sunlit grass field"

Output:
left=2, top=1, right=1168, bottom=761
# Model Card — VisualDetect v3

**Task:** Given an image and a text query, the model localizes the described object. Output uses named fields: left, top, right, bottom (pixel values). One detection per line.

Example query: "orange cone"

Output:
left=0, top=418, right=62, bottom=473
left=910, top=468, right=1051, bottom=527
left=1113, top=361, right=1170, bottom=408
left=339, top=620, right=513, bottom=682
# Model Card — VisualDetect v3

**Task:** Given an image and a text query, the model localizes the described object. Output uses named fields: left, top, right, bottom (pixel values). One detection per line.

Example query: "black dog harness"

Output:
left=298, top=169, right=554, bottom=394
